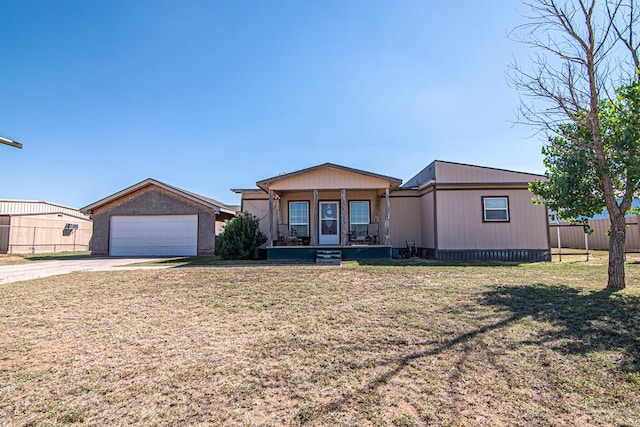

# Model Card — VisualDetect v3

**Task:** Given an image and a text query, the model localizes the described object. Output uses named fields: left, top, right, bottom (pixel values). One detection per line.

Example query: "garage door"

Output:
left=109, top=215, right=198, bottom=256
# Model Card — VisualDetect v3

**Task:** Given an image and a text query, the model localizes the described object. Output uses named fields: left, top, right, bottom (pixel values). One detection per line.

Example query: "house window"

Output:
left=349, top=201, right=370, bottom=235
left=483, top=196, right=509, bottom=222
left=289, top=201, right=309, bottom=236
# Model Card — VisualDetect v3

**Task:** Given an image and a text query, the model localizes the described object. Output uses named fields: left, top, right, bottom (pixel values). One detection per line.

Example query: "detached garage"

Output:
left=81, top=179, right=237, bottom=256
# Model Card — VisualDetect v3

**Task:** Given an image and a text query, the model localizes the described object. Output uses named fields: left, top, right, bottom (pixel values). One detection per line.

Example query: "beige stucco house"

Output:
left=81, top=178, right=237, bottom=256
left=234, top=161, right=551, bottom=262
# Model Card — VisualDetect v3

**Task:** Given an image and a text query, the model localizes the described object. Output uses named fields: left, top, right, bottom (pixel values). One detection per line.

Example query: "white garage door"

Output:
left=109, top=215, right=198, bottom=256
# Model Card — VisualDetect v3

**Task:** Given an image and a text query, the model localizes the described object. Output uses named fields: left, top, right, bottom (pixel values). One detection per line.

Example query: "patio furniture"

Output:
left=366, top=223, right=380, bottom=244
left=406, top=240, right=417, bottom=258
left=278, top=224, right=300, bottom=246
left=354, top=230, right=368, bottom=244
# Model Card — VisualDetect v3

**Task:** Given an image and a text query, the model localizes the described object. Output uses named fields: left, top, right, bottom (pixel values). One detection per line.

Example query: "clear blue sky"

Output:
left=0, top=0, right=541, bottom=208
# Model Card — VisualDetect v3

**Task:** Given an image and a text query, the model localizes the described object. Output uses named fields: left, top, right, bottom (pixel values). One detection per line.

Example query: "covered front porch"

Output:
left=254, top=163, right=402, bottom=261
left=265, top=188, right=393, bottom=261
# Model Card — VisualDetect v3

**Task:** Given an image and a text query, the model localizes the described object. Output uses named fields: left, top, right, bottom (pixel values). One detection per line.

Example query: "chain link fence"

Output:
left=0, top=224, right=91, bottom=254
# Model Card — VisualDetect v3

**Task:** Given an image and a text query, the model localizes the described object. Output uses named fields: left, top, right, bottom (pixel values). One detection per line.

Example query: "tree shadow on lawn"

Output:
left=296, top=284, right=640, bottom=423
left=158, top=257, right=315, bottom=267
left=481, top=283, right=640, bottom=372
left=353, top=259, right=526, bottom=267
left=23, top=253, right=93, bottom=261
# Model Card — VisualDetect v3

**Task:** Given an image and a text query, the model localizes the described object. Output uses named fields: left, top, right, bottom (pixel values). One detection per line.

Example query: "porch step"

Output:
left=316, top=250, right=342, bottom=265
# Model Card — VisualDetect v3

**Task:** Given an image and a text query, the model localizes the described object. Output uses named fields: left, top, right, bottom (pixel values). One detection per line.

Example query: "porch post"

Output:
left=341, top=189, right=347, bottom=245
left=311, top=189, right=318, bottom=245
left=268, top=190, right=274, bottom=247
left=384, top=188, right=390, bottom=245
left=277, top=197, right=282, bottom=227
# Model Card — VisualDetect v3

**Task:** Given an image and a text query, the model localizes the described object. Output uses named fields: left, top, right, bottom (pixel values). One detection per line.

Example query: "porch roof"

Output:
left=256, top=162, right=403, bottom=192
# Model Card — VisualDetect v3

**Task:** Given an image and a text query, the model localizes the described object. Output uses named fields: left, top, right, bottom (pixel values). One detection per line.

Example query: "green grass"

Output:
left=0, top=252, right=92, bottom=265
left=1, top=260, right=639, bottom=425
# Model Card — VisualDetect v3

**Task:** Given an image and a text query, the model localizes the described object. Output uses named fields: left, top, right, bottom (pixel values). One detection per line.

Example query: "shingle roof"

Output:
left=81, top=178, right=237, bottom=215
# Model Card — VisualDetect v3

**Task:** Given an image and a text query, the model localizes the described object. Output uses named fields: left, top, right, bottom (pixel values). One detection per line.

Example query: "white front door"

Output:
left=319, top=201, right=340, bottom=245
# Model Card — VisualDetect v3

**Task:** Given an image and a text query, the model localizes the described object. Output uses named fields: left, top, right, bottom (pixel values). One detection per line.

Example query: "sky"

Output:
left=0, top=1, right=544, bottom=209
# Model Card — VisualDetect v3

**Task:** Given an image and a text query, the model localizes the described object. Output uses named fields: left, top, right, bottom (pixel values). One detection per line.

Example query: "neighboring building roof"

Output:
left=81, top=178, right=237, bottom=215
left=593, top=199, right=640, bottom=219
left=401, top=160, right=546, bottom=189
left=255, top=162, right=403, bottom=191
left=550, top=199, right=640, bottom=222
left=0, top=199, right=90, bottom=220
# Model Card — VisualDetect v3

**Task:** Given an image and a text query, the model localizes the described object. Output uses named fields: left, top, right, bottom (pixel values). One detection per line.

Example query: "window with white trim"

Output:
left=349, top=201, right=370, bottom=236
left=483, top=196, right=509, bottom=222
left=289, top=201, right=309, bottom=236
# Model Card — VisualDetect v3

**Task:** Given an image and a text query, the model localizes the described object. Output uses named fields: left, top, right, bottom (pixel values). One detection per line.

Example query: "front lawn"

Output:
left=1, top=262, right=639, bottom=425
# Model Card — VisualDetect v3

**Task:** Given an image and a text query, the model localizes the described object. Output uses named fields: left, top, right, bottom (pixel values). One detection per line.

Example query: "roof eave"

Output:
left=81, top=178, right=229, bottom=214
left=256, top=162, right=402, bottom=190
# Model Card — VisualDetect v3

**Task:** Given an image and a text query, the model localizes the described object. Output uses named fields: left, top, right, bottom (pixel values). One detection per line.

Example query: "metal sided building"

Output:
left=0, top=200, right=92, bottom=254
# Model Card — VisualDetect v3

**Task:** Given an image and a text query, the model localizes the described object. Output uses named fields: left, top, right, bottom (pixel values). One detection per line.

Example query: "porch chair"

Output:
left=354, top=230, right=368, bottom=244
left=278, top=224, right=300, bottom=246
left=366, top=223, right=380, bottom=244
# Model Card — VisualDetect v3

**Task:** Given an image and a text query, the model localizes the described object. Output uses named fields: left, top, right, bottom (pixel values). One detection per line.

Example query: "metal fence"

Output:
left=549, top=216, right=640, bottom=251
left=0, top=224, right=91, bottom=254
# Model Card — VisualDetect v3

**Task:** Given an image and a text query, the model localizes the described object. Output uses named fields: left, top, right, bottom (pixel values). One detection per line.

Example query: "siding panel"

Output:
left=436, top=189, right=548, bottom=250
left=270, top=168, right=391, bottom=191
left=389, top=197, right=421, bottom=247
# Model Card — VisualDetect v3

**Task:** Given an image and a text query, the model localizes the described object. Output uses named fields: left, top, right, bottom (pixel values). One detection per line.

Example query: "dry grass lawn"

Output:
left=1, top=259, right=639, bottom=426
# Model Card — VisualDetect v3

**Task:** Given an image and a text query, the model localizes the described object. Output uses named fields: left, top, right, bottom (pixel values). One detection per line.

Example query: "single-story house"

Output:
left=81, top=178, right=237, bottom=256
left=233, top=161, right=551, bottom=262
left=0, top=200, right=92, bottom=254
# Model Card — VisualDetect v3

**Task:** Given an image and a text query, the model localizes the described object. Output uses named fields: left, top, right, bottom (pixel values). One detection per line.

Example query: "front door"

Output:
left=319, top=201, right=340, bottom=245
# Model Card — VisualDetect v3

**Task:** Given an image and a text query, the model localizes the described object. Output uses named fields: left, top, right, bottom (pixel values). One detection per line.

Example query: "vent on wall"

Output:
left=63, top=223, right=79, bottom=236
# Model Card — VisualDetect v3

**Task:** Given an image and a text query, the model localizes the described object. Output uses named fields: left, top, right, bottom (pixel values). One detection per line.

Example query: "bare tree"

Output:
left=510, top=0, right=640, bottom=289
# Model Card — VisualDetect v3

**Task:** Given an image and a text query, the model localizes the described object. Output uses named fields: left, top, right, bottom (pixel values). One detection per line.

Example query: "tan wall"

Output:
left=214, top=212, right=236, bottom=237
left=420, top=191, right=435, bottom=249
left=550, top=216, right=640, bottom=250
left=6, top=213, right=92, bottom=254
left=435, top=189, right=549, bottom=250
left=270, top=168, right=391, bottom=191
left=241, top=197, right=271, bottom=243
left=215, top=220, right=226, bottom=236
left=389, top=196, right=422, bottom=247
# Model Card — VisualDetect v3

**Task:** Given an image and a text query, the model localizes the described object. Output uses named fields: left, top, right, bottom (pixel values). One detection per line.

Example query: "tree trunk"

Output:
left=607, top=212, right=627, bottom=290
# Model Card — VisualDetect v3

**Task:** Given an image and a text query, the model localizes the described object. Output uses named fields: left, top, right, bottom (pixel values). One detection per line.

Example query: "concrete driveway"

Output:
left=0, top=257, right=171, bottom=285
